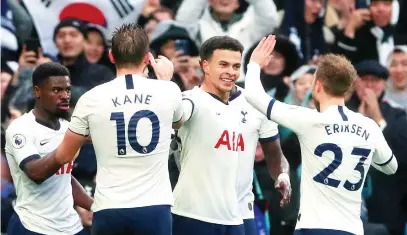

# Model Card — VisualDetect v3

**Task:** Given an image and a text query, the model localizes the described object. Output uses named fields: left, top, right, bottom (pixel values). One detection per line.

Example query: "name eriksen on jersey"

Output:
left=111, top=94, right=152, bottom=107
left=324, top=123, right=370, bottom=140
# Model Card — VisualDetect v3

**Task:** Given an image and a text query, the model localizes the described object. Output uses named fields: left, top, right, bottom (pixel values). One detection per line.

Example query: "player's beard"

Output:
left=55, top=109, right=71, bottom=121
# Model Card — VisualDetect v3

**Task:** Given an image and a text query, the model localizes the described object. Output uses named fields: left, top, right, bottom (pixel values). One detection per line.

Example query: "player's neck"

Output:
left=319, top=97, right=345, bottom=112
left=116, top=67, right=145, bottom=78
left=201, top=81, right=230, bottom=103
left=32, top=107, right=60, bottom=129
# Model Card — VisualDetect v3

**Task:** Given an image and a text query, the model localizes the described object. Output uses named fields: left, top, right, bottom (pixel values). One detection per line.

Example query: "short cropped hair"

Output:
left=111, top=23, right=149, bottom=69
left=316, top=54, right=357, bottom=97
left=32, top=62, right=70, bottom=86
left=200, top=36, right=244, bottom=61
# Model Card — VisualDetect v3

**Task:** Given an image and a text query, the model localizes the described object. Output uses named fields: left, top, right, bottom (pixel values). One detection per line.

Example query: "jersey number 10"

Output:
left=110, top=110, right=160, bottom=156
left=313, top=143, right=371, bottom=191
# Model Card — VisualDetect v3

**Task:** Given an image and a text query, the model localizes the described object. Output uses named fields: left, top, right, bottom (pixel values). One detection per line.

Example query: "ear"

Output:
left=143, top=53, right=150, bottom=65
left=315, top=80, right=323, bottom=93
left=201, top=60, right=209, bottom=74
left=33, top=86, right=40, bottom=99
left=108, top=49, right=116, bottom=64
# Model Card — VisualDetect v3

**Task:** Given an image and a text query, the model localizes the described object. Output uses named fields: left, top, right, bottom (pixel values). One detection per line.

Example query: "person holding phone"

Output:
left=332, top=0, right=402, bottom=65
left=150, top=20, right=202, bottom=91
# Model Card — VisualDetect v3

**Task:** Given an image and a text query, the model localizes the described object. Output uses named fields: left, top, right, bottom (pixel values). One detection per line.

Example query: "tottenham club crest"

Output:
left=241, top=110, right=248, bottom=123
left=12, top=134, right=26, bottom=149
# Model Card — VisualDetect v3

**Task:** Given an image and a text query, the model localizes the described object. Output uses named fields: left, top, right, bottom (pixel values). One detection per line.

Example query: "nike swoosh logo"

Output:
left=40, top=141, right=49, bottom=146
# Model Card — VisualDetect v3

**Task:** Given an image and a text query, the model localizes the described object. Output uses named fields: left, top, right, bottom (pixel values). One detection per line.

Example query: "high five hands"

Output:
left=249, top=35, right=277, bottom=69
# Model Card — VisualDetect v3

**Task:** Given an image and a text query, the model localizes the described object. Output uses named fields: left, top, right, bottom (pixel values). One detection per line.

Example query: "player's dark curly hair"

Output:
left=111, top=23, right=149, bottom=69
left=32, top=62, right=70, bottom=86
left=199, top=36, right=244, bottom=62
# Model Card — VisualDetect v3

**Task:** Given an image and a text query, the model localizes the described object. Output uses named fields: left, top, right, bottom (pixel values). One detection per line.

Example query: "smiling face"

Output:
left=201, top=49, right=241, bottom=94
left=389, top=51, right=407, bottom=90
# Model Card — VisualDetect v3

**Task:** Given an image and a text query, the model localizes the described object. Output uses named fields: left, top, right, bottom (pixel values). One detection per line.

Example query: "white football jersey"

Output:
left=5, top=111, right=82, bottom=235
left=229, top=86, right=279, bottom=219
left=69, top=74, right=183, bottom=212
left=245, top=62, right=397, bottom=235
left=172, top=87, right=244, bottom=225
left=266, top=103, right=394, bottom=235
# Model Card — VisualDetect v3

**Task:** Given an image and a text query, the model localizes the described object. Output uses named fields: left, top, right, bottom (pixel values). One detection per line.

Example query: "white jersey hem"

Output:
left=18, top=214, right=83, bottom=235
left=171, top=210, right=243, bottom=225
left=242, top=214, right=255, bottom=220
left=92, top=202, right=173, bottom=212
left=295, top=225, right=362, bottom=235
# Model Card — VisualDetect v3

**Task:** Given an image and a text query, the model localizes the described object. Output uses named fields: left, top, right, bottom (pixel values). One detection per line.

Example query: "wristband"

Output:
left=378, top=119, right=387, bottom=131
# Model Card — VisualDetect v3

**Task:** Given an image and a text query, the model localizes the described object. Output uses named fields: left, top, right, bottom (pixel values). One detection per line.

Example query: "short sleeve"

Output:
left=5, top=128, right=40, bottom=170
left=181, top=90, right=196, bottom=122
left=258, top=117, right=279, bottom=143
left=171, top=83, right=184, bottom=123
left=69, top=92, right=92, bottom=136
left=372, top=124, right=394, bottom=166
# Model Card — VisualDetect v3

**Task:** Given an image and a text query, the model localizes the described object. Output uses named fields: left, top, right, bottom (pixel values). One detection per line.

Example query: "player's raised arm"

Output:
left=244, top=36, right=275, bottom=117
left=245, top=35, right=316, bottom=132
left=371, top=124, right=398, bottom=174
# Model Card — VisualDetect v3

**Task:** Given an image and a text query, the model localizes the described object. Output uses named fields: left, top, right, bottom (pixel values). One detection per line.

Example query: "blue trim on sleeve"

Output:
left=374, top=153, right=394, bottom=166
left=19, top=154, right=41, bottom=171
left=173, top=116, right=183, bottom=123
left=259, top=133, right=280, bottom=143
left=266, top=99, right=276, bottom=121
left=182, top=98, right=195, bottom=118
left=68, top=128, right=89, bottom=137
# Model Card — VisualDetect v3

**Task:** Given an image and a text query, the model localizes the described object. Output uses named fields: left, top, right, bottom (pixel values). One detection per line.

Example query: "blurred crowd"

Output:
left=1, top=0, right=406, bottom=234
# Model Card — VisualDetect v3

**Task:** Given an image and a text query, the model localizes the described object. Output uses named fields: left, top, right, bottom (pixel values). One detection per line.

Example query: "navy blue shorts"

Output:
left=7, top=213, right=88, bottom=235
left=91, top=205, right=171, bottom=235
left=243, top=219, right=256, bottom=235
left=294, top=228, right=355, bottom=235
left=172, top=214, right=244, bottom=235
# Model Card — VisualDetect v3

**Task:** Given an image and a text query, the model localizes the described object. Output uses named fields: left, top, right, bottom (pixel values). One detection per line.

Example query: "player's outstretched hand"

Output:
left=275, top=173, right=291, bottom=207
left=249, top=35, right=276, bottom=69
left=148, top=52, right=174, bottom=81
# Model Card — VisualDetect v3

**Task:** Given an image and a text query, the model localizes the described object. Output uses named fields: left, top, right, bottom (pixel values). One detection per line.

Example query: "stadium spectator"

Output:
left=332, top=0, right=404, bottom=65
left=279, top=0, right=326, bottom=64
left=384, top=45, right=407, bottom=110
left=53, top=18, right=114, bottom=90
left=143, top=7, right=176, bottom=38
left=241, top=35, right=300, bottom=101
left=346, top=59, right=407, bottom=235
left=84, top=24, right=115, bottom=73
left=176, top=0, right=278, bottom=49
left=149, top=20, right=201, bottom=91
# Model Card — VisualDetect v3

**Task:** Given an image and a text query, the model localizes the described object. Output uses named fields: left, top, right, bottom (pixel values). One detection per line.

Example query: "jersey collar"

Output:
left=200, top=85, right=242, bottom=105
